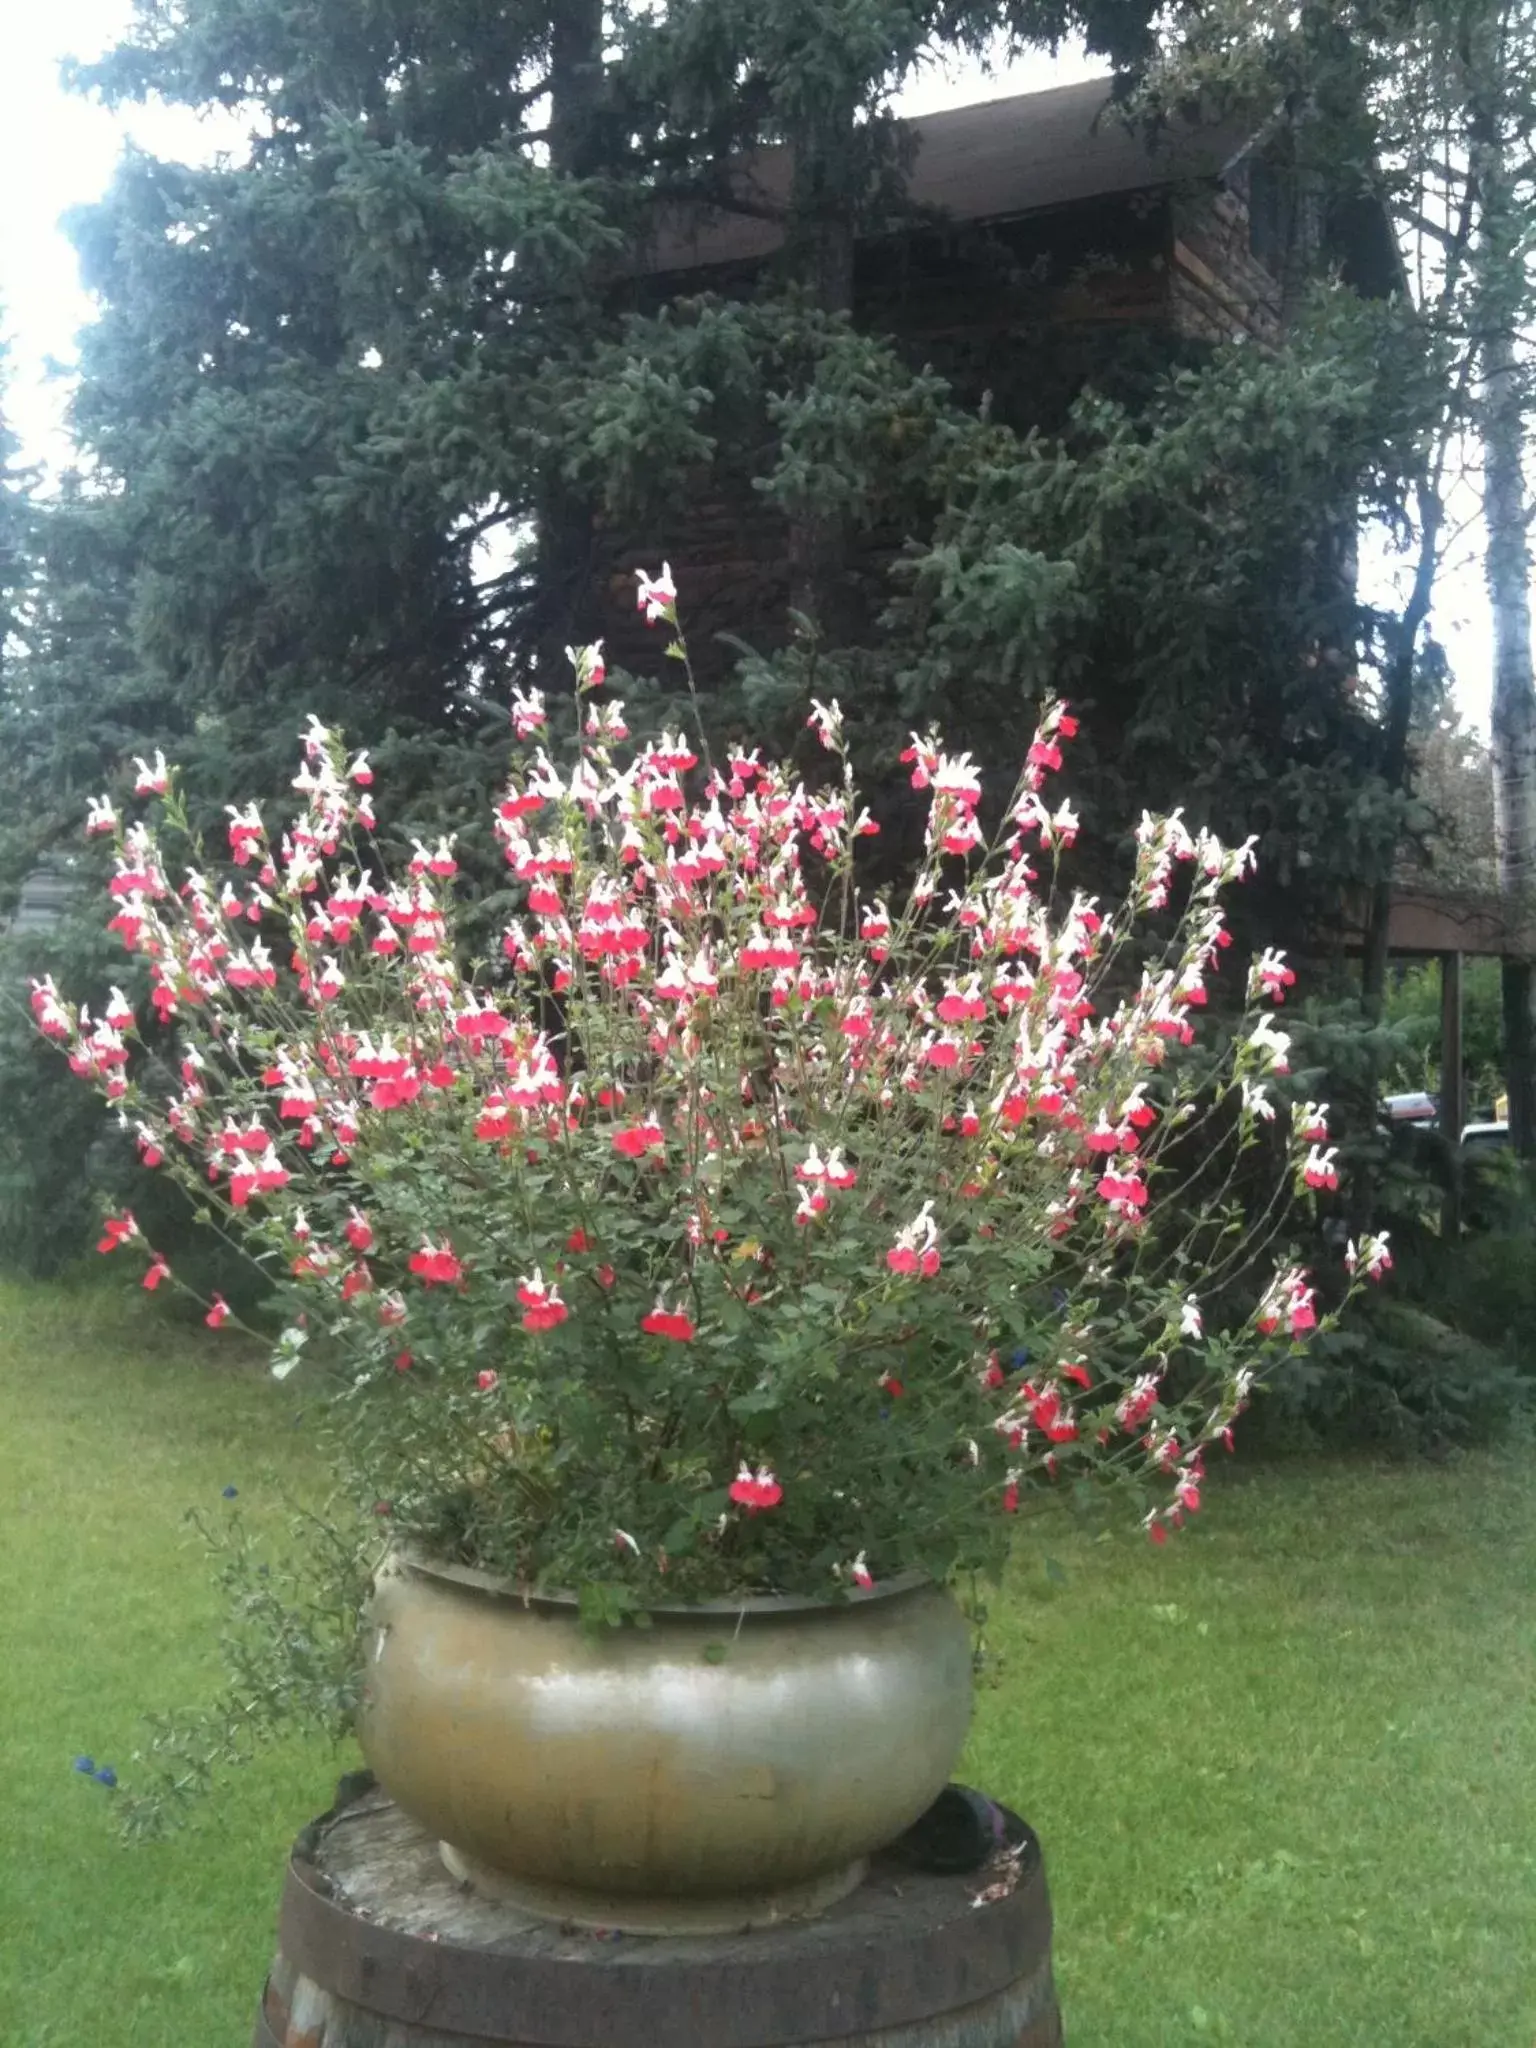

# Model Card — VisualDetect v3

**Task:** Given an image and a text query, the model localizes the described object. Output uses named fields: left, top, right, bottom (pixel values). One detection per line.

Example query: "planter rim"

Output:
left=390, top=1547, right=935, bottom=1617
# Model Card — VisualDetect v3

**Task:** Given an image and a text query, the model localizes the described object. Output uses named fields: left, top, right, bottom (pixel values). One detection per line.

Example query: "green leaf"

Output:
left=727, top=1388, right=780, bottom=1419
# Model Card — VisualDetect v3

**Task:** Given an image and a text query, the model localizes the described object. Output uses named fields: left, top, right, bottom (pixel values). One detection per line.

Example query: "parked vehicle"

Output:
left=1460, top=1121, right=1510, bottom=1154
left=1381, top=1091, right=1438, bottom=1128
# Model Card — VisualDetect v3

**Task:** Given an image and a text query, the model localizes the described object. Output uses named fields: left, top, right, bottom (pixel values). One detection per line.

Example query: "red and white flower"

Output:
left=1256, top=1266, right=1317, bottom=1337
left=641, top=1296, right=695, bottom=1342
left=409, top=1240, right=464, bottom=1286
left=806, top=698, right=843, bottom=751
left=635, top=562, right=677, bottom=622
left=1250, top=948, right=1297, bottom=1003
left=516, top=1268, right=569, bottom=1333
left=728, top=1464, right=782, bottom=1511
left=96, top=1212, right=139, bottom=1254
left=886, top=1201, right=940, bottom=1278
left=1302, top=1144, right=1339, bottom=1192
left=510, top=686, right=547, bottom=739
left=1293, top=1100, right=1329, bottom=1143
left=133, top=751, right=170, bottom=797
left=1345, top=1232, right=1392, bottom=1282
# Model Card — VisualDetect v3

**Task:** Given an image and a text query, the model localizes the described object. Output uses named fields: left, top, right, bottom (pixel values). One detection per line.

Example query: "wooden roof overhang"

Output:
left=628, top=79, right=1402, bottom=299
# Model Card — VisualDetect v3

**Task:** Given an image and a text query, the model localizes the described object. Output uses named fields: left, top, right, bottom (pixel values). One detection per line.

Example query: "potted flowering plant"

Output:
left=37, top=567, right=1388, bottom=1930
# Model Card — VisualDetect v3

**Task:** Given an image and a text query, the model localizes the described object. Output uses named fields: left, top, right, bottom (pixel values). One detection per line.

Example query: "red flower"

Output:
left=936, top=975, right=986, bottom=1023
left=371, top=1069, right=422, bottom=1110
left=1345, top=1233, right=1392, bottom=1282
left=476, top=1093, right=512, bottom=1142
left=886, top=1201, right=940, bottom=1278
left=612, top=1117, right=664, bottom=1158
left=1252, top=947, right=1297, bottom=1003
left=409, top=1241, right=464, bottom=1286
left=728, top=1464, right=782, bottom=1511
left=1302, top=1145, right=1339, bottom=1192
left=143, top=1255, right=171, bottom=1292
left=635, top=562, right=677, bottom=622
left=516, top=1268, right=569, bottom=1333
left=344, top=1208, right=374, bottom=1253
left=823, top=1148, right=857, bottom=1189
left=1116, top=1375, right=1161, bottom=1432
left=641, top=1296, right=695, bottom=1342
left=477, top=1369, right=499, bottom=1392
left=565, top=1226, right=592, bottom=1252
left=204, top=1295, right=230, bottom=1328
left=96, top=1213, right=139, bottom=1254
left=1295, top=1101, right=1329, bottom=1144
left=1096, top=1167, right=1148, bottom=1211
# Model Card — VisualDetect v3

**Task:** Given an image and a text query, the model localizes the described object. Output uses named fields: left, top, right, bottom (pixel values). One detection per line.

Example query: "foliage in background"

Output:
left=1381, top=954, right=1504, bottom=1105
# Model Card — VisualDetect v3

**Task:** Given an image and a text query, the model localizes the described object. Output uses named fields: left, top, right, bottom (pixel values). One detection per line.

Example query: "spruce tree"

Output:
left=0, top=334, right=24, bottom=682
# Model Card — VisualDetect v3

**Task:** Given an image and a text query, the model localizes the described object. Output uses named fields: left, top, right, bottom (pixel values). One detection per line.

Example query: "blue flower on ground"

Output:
left=222, top=1485, right=238, bottom=1498
left=94, top=1766, right=118, bottom=1788
left=72, top=1755, right=95, bottom=1775
left=1010, top=1346, right=1031, bottom=1373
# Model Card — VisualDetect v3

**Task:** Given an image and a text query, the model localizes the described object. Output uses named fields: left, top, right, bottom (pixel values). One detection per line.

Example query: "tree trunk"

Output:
left=1482, top=323, right=1536, bottom=1153
left=1279, top=91, right=1324, bottom=332
left=1362, top=477, right=1443, bottom=1016
left=548, top=0, right=605, bottom=182
left=531, top=0, right=606, bottom=684
left=784, top=107, right=860, bottom=636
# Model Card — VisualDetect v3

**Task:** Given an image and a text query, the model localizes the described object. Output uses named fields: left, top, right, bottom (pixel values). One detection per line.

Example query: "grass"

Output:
left=970, top=1461, right=1536, bottom=2045
left=2, top=1275, right=1533, bottom=2046
left=0, top=1275, right=342, bottom=2048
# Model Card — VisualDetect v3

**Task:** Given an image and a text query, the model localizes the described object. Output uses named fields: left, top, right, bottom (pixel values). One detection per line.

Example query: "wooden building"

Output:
left=595, top=78, right=1399, bottom=670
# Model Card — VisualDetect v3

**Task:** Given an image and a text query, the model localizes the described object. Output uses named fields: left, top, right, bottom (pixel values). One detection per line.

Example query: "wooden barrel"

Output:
left=253, top=1787, right=1063, bottom=2047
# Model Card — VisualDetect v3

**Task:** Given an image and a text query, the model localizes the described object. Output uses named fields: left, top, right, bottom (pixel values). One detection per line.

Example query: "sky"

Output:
left=0, top=9, right=1496, bottom=729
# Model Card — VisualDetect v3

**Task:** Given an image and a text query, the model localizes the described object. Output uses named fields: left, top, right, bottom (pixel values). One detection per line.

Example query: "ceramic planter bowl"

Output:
left=358, top=1553, right=974, bottom=1934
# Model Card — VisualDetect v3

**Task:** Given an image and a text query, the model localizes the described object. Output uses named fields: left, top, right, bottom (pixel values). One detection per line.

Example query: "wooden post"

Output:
left=1441, top=949, right=1465, bottom=1237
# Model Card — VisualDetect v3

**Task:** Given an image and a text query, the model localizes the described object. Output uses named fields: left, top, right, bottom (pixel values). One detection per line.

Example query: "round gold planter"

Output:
left=357, top=1554, right=974, bottom=1935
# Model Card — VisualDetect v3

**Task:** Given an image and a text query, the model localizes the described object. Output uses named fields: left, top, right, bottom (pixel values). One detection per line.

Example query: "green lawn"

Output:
left=0, top=1277, right=338, bottom=2048
left=2, top=1275, right=1533, bottom=2046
